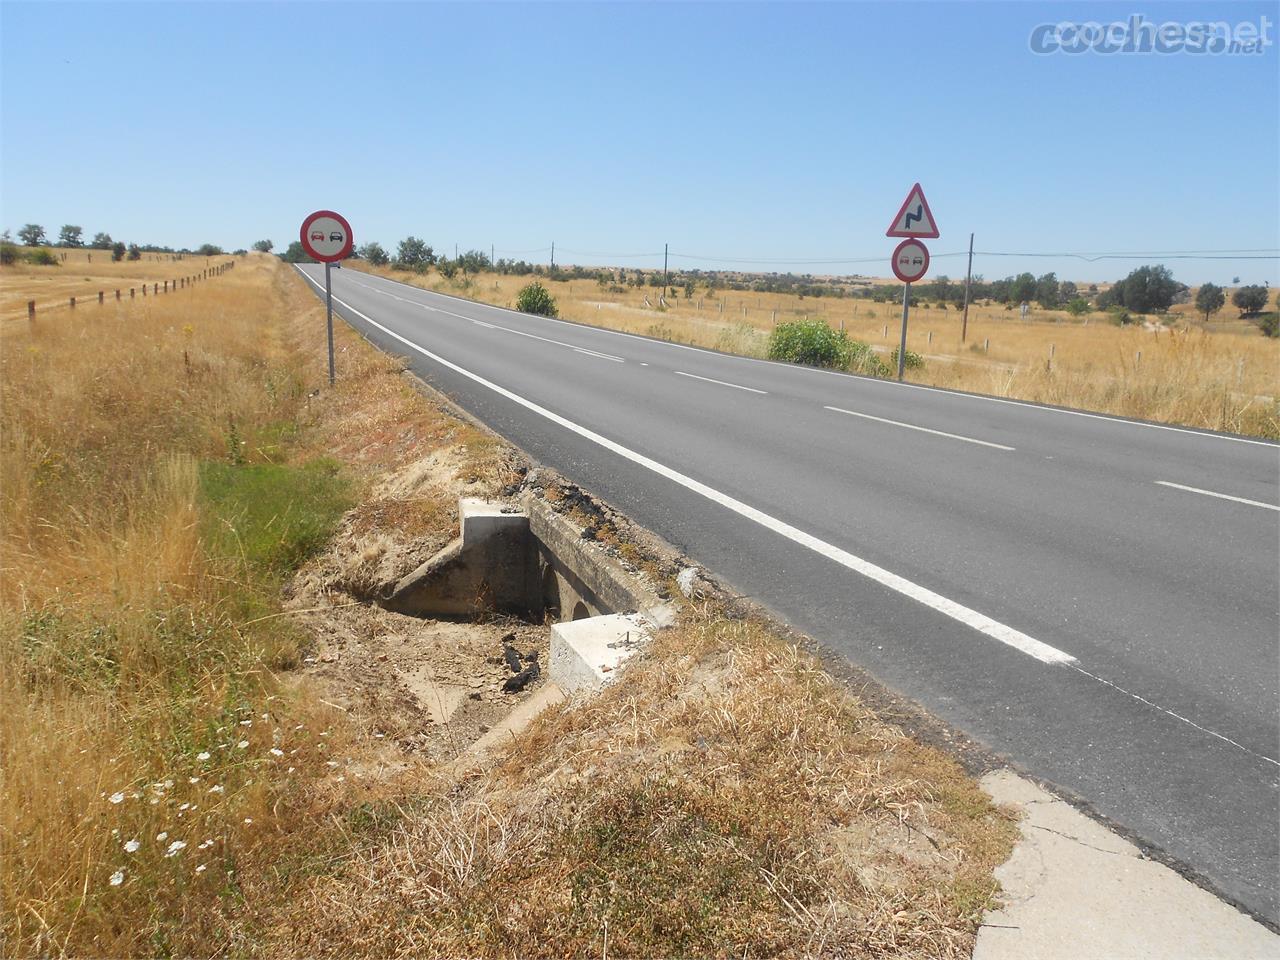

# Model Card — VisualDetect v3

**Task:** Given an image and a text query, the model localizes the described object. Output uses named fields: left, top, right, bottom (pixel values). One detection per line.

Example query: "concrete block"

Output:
left=550, top=613, right=650, bottom=698
left=384, top=498, right=538, bottom=617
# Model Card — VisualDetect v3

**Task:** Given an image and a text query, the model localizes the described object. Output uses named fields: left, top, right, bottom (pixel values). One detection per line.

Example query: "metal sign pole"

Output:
left=897, top=282, right=910, bottom=381
left=324, top=261, right=335, bottom=385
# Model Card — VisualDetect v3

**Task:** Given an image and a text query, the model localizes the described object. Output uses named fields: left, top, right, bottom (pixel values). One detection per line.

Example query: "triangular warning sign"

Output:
left=886, top=183, right=939, bottom=238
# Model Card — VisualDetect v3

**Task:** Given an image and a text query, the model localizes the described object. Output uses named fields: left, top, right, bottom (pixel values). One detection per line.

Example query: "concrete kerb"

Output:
left=975, top=769, right=1280, bottom=959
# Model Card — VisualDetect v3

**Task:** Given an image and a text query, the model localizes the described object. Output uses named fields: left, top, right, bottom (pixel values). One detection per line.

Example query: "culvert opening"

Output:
left=381, top=497, right=671, bottom=629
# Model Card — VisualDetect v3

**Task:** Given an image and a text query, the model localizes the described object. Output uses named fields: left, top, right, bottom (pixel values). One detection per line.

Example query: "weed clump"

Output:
left=515, top=281, right=558, bottom=317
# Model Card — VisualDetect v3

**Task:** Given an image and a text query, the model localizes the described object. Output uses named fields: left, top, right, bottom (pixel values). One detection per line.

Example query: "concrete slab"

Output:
left=975, top=769, right=1279, bottom=960
left=549, top=613, right=650, bottom=698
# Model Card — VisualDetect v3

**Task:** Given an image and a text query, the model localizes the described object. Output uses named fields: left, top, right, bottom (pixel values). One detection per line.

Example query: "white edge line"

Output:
left=675, top=371, right=768, bottom=394
left=334, top=266, right=1277, bottom=449
left=825, top=406, right=1015, bottom=451
left=1154, top=481, right=1280, bottom=512
left=296, top=266, right=1076, bottom=667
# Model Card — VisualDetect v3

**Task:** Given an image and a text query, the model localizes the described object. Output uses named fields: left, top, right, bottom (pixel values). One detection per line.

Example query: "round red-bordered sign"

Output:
left=890, top=238, right=930, bottom=283
left=300, top=210, right=354, bottom=263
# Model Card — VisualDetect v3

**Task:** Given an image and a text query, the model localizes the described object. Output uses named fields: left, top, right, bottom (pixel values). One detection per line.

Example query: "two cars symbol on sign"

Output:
left=300, top=210, right=354, bottom=263
left=891, top=238, right=930, bottom=284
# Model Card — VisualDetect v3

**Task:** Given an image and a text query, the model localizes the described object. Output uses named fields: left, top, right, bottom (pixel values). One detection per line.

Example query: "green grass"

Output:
left=198, top=459, right=351, bottom=576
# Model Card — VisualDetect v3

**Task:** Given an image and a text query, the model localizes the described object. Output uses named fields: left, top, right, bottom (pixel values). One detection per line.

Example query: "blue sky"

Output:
left=2, top=1, right=1276, bottom=284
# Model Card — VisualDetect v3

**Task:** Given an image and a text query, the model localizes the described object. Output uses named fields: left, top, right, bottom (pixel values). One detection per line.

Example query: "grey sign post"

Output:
left=299, top=210, right=355, bottom=385
left=885, top=184, right=940, bottom=382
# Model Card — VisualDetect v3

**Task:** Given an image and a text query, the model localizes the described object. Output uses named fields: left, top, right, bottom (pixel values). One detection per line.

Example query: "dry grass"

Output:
left=0, top=253, right=505, bottom=956
left=264, top=609, right=1016, bottom=959
left=0, top=246, right=225, bottom=325
left=354, top=263, right=1280, bottom=438
left=3, top=253, right=1015, bottom=957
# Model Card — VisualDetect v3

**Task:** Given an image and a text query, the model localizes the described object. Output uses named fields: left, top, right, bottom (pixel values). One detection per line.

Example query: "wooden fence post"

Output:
left=153, top=283, right=158, bottom=295
left=131, top=288, right=135, bottom=298
left=70, top=296, right=76, bottom=309
left=28, top=300, right=35, bottom=321
left=98, top=291, right=104, bottom=304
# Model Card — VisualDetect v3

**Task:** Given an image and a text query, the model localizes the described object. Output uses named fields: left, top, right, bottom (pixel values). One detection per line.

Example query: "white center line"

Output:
left=674, top=371, right=768, bottom=394
left=825, top=406, right=1015, bottom=451
left=1154, top=481, right=1280, bottom=512
left=297, top=267, right=1073, bottom=667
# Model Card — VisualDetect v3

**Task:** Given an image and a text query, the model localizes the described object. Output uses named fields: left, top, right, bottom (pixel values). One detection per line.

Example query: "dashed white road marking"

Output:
left=296, top=267, right=1074, bottom=667
left=342, top=268, right=1277, bottom=449
left=674, top=371, right=768, bottom=394
left=825, top=406, right=1015, bottom=451
left=1154, top=481, right=1280, bottom=512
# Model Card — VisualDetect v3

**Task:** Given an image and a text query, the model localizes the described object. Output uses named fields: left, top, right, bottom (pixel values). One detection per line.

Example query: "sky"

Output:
left=2, top=1, right=1277, bottom=285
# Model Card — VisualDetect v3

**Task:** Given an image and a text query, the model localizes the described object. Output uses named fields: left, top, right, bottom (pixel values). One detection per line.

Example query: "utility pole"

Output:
left=491, top=243, right=494, bottom=265
left=961, top=232, right=974, bottom=343
left=662, top=242, right=669, bottom=297
left=550, top=241, right=555, bottom=269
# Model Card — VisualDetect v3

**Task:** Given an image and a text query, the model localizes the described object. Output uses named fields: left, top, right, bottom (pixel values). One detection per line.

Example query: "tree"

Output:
left=279, top=241, right=314, bottom=263
left=1118, top=265, right=1177, bottom=314
left=395, top=236, right=434, bottom=271
left=1066, top=298, right=1091, bottom=317
left=1194, top=283, right=1226, bottom=321
left=437, top=258, right=457, bottom=279
left=196, top=243, right=224, bottom=256
left=1035, top=272, right=1060, bottom=309
left=126, top=243, right=141, bottom=261
left=58, top=225, right=83, bottom=247
left=252, top=239, right=273, bottom=253
left=111, top=241, right=126, bottom=262
left=91, top=231, right=113, bottom=249
left=515, top=281, right=557, bottom=317
left=18, top=224, right=45, bottom=246
left=360, top=242, right=389, bottom=266
left=458, top=249, right=491, bottom=275
left=1010, top=272, right=1037, bottom=304
left=1232, top=285, right=1269, bottom=317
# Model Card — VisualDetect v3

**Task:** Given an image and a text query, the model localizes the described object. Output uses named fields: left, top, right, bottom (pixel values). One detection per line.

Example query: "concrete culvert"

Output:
left=572, top=601, right=590, bottom=621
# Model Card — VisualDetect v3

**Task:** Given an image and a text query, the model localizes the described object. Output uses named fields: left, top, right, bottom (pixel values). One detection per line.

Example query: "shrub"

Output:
left=515, top=281, right=558, bottom=317
left=767, top=319, right=852, bottom=369
left=890, top=347, right=925, bottom=370
left=1258, top=313, right=1278, bottom=338
left=0, top=242, right=17, bottom=266
left=28, top=248, right=59, bottom=266
left=1066, top=298, right=1091, bottom=317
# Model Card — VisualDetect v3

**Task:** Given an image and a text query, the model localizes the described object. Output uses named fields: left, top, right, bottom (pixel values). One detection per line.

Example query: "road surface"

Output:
left=298, top=263, right=1280, bottom=923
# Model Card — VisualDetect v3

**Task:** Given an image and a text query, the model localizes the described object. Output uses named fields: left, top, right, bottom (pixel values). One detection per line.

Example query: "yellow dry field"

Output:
left=353, top=263, right=1280, bottom=438
left=0, top=246, right=230, bottom=325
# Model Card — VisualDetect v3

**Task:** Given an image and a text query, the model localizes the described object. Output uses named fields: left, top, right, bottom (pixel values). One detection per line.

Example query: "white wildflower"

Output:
left=189, top=777, right=200, bottom=784
left=208, top=785, right=224, bottom=794
left=109, top=792, right=125, bottom=804
left=109, top=869, right=125, bottom=886
left=124, top=839, right=140, bottom=854
left=236, top=740, right=249, bottom=750
left=243, top=818, right=253, bottom=825
left=196, top=864, right=207, bottom=874
left=269, top=748, right=284, bottom=757
left=156, top=832, right=168, bottom=842
left=164, top=840, right=186, bottom=857
left=178, top=803, right=190, bottom=811
left=196, top=752, right=211, bottom=762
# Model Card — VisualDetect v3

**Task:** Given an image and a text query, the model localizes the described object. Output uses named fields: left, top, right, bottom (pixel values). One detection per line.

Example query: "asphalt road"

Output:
left=298, top=263, right=1280, bottom=923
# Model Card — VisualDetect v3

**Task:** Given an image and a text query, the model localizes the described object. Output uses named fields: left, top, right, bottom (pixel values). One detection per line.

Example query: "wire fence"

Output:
left=20, top=260, right=238, bottom=321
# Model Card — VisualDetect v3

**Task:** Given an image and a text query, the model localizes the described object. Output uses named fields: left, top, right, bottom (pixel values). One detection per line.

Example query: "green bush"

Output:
left=0, top=242, right=17, bottom=266
left=767, top=319, right=853, bottom=369
left=1258, top=313, right=1278, bottom=338
left=515, top=281, right=558, bottom=317
left=890, top=347, right=925, bottom=370
left=27, top=248, right=59, bottom=266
